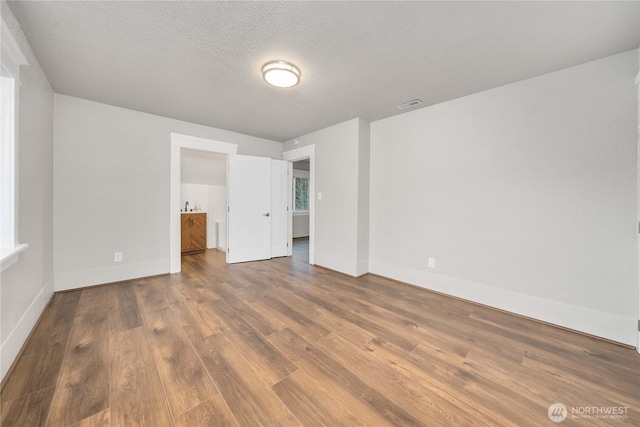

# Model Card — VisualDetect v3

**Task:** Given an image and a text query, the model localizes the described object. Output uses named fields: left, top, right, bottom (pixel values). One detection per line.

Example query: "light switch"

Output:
left=317, top=192, right=322, bottom=200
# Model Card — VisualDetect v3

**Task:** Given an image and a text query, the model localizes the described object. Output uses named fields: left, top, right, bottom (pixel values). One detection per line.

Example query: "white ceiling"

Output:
left=8, top=1, right=639, bottom=142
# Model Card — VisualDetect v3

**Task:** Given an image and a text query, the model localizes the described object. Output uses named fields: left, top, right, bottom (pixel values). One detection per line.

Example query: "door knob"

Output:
left=263, top=212, right=270, bottom=217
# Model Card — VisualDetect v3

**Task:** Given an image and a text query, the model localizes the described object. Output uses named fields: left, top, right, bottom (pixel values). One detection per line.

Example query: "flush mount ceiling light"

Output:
left=262, top=60, right=301, bottom=88
left=397, top=99, right=423, bottom=110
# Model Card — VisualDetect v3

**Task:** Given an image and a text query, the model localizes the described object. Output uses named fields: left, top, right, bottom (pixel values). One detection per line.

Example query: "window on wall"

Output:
left=1, top=18, right=29, bottom=271
left=292, top=169, right=310, bottom=212
left=293, top=176, right=309, bottom=211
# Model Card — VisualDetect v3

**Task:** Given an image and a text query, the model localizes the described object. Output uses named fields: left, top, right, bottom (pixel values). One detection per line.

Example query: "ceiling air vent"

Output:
left=396, top=99, right=423, bottom=110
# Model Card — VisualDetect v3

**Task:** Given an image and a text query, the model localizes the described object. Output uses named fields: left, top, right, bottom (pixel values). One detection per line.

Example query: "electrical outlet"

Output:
left=114, top=252, right=123, bottom=262
left=428, top=257, right=436, bottom=269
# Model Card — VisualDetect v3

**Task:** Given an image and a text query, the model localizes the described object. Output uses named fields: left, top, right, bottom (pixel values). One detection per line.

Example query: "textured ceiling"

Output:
left=7, top=1, right=639, bottom=142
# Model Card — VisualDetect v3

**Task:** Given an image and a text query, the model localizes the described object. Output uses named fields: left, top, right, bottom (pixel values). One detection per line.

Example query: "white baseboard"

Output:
left=370, top=260, right=637, bottom=346
left=54, top=259, right=169, bottom=291
left=315, top=253, right=358, bottom=277
left=315, top=256, right=370, bottom=278
left=1, top=277, right=54, bottom=381
left=355, top=259, right=369, bottom=277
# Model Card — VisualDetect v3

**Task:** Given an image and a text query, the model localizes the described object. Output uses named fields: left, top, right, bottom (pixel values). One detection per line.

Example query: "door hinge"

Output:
left=227, top=248, right=229, bottom=253
left=228, top=207, right=230, bottom=212
left=287, top=242, right=289, bottom=247
left=638, top=319, right=640, bottom=332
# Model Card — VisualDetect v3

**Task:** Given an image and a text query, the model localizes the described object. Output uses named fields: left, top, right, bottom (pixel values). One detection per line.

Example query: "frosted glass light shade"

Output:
left=262, top=61, right=300, bottom=88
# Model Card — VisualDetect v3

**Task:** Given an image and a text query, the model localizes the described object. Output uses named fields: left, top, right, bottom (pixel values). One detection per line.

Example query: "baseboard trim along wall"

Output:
left=355, top=259, right=369, bottom=277
left=369, top=260, right=636, bottom=346
left=54, top=259, right=169, bottom=291
left=1, top=278, right=54, bottom=380
left=315, top=253, right=361, bottom=277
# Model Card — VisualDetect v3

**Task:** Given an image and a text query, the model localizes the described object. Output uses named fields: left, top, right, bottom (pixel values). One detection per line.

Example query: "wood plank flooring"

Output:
left=2, top=239, right=639, bottom=426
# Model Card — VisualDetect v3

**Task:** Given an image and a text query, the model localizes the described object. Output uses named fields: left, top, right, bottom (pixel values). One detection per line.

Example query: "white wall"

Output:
left=53, top=95, right=283, bottom=290
left=370, top=50, right=639, bottom=345
left=180, top=184, right=209, bottom=214
left=292, top=213, right=310, bottom=238
left=181, top=150, right=226, bottom=186
left=208, top=185, right=227, bottom=249
left=0, top=3, right=55, bottom=380
left=181, top=183, right=226, bottom=248
left=283, top=118, right=370, bottom=276
left=356, top=119, right=370, bottom=275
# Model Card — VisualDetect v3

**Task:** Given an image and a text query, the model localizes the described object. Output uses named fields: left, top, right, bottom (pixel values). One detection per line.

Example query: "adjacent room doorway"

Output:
left=170, top=134, right=292, bottom=271
left=283, top=144, right=315, bottom=265
left=170, top=133, right=238, bottom=273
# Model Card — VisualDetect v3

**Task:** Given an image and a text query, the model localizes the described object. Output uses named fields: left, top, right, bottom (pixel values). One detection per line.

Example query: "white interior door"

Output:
left=286, top=162, right=293, bottom=256
left=227, top=155, right=272, bottom=263
left=271, top=160, right=289, bottom=258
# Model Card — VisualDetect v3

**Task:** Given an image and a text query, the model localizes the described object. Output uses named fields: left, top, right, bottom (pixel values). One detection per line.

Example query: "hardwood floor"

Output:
left=2, top=239, right=639, bottom=426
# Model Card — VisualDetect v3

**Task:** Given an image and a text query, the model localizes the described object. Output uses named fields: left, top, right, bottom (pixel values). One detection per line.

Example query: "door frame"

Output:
left=283, top=144, right=315, bottom=265
left=270, top=159, right=290, bottom=258
left=636, top=70, right=640, bottom=353
left=169, top=133, right=238, bottom=273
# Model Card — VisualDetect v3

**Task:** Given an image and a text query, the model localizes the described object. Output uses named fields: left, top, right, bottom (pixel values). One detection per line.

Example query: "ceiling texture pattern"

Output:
left=7, top=1, right=639, bottom=142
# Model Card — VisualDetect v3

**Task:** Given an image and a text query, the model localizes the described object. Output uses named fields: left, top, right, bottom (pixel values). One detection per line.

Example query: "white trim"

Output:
left=170, top=133, right=238, bottom=273
left=0, top=17, right=28, bottom=80
left=370, top=259, right=637, bottom=346
left=0, top=76, right=16, bottom=250
left=637, top=66, right=640, bottom=352
left=55, top=259, right=168, bottom=291
left=170, top=133, right=238, bottom=154
left=0, top=243, right=28, bottom=272
left=0, top=23, right=29, bottom=268
left=315, top=253, right=359, bottom=277
left=1, top=277, right=52, bottom=381
left=283, top=145, right=315, bottom=265
left=286, top=162, right=293, bottom=252
left=355, top=259, right=369, bottom=277
left=283, top=145, right=315, bottom=162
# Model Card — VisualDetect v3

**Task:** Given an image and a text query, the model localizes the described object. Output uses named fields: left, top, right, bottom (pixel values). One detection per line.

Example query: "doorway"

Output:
left=170, top=133, right=238, bottom=273
left=180, top=150, right=227, bottom=255
left=291, top=160, right=310, bottom=264
left=283, top=144, right=315, bottom=265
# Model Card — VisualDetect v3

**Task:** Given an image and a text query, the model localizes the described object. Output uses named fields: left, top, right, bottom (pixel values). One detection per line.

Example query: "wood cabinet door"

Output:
left=190, top=214, right=207, bottom=251
left=181, top=215, right=191, bottom=252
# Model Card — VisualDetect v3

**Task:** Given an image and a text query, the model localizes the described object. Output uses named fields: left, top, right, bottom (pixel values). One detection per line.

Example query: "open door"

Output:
left=227, top=155, right=272, bottom=263
left=271, top=160, right=289, bottom=258
left=227, top=155, right=289, bottom=263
